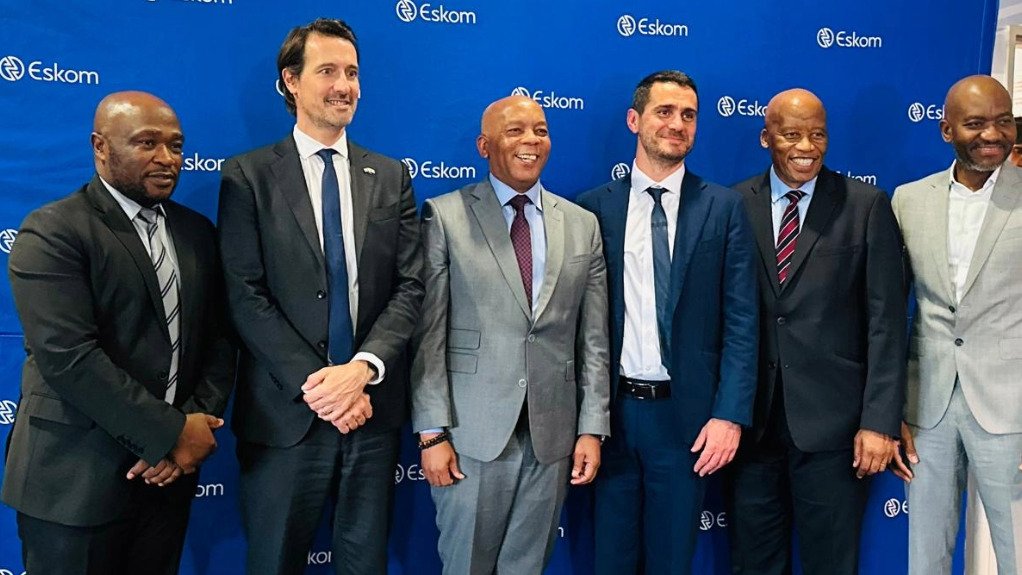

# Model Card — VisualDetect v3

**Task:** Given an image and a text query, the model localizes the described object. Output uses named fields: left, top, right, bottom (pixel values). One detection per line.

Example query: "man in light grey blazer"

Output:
left=891, top=74, right=1022, bottom=575
left=411, top=95, right=610, bottom=574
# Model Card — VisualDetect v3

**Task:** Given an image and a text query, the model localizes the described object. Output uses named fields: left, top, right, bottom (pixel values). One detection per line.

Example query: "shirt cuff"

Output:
left=418, top=428, right=444, bottom=435
left=352, top=352, right=385, bottom=385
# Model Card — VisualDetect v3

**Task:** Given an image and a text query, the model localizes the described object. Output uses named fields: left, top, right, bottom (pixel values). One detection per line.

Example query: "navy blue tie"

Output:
left=647, top=186, right=671, bottom=367
left=317, top=149, right=354, bottom=365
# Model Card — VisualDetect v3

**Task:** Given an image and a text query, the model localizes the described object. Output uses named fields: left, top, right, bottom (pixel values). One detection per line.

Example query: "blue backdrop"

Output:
left=0, top=1, right=996, bottom=573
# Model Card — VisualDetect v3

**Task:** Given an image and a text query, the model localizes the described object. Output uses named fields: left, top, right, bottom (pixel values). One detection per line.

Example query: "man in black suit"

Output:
left=2, top=91, right=236, bottom=575
left=217, top=18, right=423, bottom=575
left=727, top=88, right=906, bottom=574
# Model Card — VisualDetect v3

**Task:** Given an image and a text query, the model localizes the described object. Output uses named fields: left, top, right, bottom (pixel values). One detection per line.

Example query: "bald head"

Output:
left=761, top=88, right=828, bottom=189
left=91, top=91, right=184, bottom=207
left=764, top=89, right=826, bottom=131
left=941, top=75, right=1015, bottom=187
left=475, top=95, right=551, bottom=193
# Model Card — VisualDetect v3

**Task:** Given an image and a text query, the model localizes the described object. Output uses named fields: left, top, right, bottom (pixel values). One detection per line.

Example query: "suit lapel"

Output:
left=601, top=179, right=630, bottom=352
left=164, top=203, right=198, bottom=361
left=668, top=171, right=712, bottom=318
left=746, top=172, right=781, bottom=296
left=87, top=177, right=169, bottom=340
left=782, top=167, right=840, bottom=293
left=469, top=181, right=532, bottom=318
left=347, top=141, right=374, bottom=262
left=924, top=174, right=954, bottom=302
left=271, top=137, right=324, bottom=268
left=960, top=165, right=1022, bottom=300
left=534, top=189, right=563, bottom=321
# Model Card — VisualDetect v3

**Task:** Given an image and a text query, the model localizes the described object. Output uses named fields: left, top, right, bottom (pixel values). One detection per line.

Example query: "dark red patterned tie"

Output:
left=775, top=190, right=806, bottom=284
left=508, top=194, right=533, bottom=306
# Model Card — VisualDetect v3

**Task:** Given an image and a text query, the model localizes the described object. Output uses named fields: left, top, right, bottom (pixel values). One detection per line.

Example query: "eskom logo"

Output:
left=308, top=551, right=332, bottom=565
left=510, top=86, right=584, bottom=110
left=395, top=0, right=477, bottom=24
left=394, top=463, right=427, bottom=483
left=908, top=102, right=943, bottom=122
left=611, top=163, right=630, bottom=180
left=699, top=510, right=727, bottom=530
left=717, top=96, right=766, bottom=117
left=0, top=229, right=18, bottom=254
left=0, top=399, right=18, bottom=425
left=817, top=27, right=882, bottom=48
left=617, top=14, right=688, bottom=37
left=884, top=498, right=908, bottom=518
left=195, top=483, right=224, bottom=497
left=182, top=153, right=225, bottom=172
left=402, top=158, right=476, bottom=180
left=0, top=54, right=100, bottom=84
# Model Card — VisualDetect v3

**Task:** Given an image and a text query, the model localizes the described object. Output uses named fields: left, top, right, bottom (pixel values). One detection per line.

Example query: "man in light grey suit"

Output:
left=412, top=95, right=610, bottom=574
left=892, top=74, right=1022, bottom=575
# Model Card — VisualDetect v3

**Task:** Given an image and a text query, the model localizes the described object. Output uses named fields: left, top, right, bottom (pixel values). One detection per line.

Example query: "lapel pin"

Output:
left=363, top=167, right=376, bottom=175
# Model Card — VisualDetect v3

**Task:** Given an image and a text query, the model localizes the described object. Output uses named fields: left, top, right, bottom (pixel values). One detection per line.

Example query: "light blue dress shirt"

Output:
left=490, top=173, right=546, bottom=312
left=769, top=166, right=818, bottom=243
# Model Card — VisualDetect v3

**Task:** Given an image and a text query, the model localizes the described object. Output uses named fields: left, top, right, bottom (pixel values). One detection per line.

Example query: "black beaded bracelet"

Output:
left=418, top=431, right=451, bottom=450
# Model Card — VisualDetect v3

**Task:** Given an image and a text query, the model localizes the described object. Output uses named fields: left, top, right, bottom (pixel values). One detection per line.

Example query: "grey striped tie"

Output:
left=138, top=207, right=179, bottom=404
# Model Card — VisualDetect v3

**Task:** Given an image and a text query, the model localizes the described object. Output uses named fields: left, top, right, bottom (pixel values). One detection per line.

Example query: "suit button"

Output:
left=954, top=338, right=963, bottom=346
left=317, top=341, right=327, bottom=350
left=527, top=335, right=536, bottom=343
left=317, top=290, right=326, bottom=300
left=158, top=371, right=168, bottom=382
left=518, top=378, right=527, bottom=388
left=776, top=316, right=787, bottom=325
left=948, top=305, right=956, bottom=313
left=767, top=361, right=776, bottom=370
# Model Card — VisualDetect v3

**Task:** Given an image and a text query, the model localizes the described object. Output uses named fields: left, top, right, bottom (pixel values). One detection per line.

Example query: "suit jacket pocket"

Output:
left=999, top=338, right=1022, bottom=360
left=447, top=352, right=478, bottom=374
left=449, top=328, right=481, bottom=350
left=369, top=204, right=399, bottom=222
left=565, top=360, right=575, bottom=381
left=22, top=393, right=95, bottom=429
left=814, top=244, right=862, bottom=257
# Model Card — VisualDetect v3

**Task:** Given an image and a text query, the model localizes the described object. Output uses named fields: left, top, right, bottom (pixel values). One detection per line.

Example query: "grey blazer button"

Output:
left=954, top=338, right=964, bottom=346
left=527, top=334, right=536, bottom=343
left=518, top=378, right=527, bottom=388
left=948, top=305, right=956, bottom=313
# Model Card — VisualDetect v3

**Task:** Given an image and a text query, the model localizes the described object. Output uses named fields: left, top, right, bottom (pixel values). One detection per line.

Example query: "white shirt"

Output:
left=947, top=161, right=998, bottom=303
left=620, top=161, right=685, bottom=380
left=292, top=126, right=384, bottom=383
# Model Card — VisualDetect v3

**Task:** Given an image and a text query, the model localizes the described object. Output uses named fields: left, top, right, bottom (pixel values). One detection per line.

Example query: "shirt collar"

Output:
left=948, top=161, right=1000, bottom=198
left=769, top=166, right=818, bottom=205
left=489, top=173, right=543, bottom=211
left=293, top=125, right=348, bottom=160
left=100, top=176, right=165, bottom=221
left=629, top=161, right=685, bottom=197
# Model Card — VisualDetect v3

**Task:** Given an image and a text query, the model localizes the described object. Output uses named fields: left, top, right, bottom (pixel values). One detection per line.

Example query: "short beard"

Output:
left=954, top=144, right=1007, bottom=174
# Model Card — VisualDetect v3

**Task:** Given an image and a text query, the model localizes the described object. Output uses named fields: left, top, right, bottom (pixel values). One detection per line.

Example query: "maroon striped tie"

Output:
left=775, top=190, right=806, bottom=284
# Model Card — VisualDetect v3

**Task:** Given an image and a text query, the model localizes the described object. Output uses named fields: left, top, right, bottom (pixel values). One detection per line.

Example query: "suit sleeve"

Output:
left=860, top=191, right=907, bottom=437
left=8, top=208, right=184, bottom=463
left=352, top=164, right=424, bottom=373
left=180, top=226, right=237, bottom=417
left=574, top=213, right=611, bottom=437
left=217, top=157, right=323, bottom=397
left=711, top=197, right=760, bottom=426
left=410, top=199, right=453, bottom=431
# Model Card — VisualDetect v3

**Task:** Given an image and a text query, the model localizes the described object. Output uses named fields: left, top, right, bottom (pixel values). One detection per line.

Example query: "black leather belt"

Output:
left=619, top=376, right=671, bottom=400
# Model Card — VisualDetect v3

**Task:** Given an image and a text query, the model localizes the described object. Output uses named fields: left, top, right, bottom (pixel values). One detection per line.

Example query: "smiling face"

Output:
left=476, top=96, right=551, bottom=193
left=942, top=76, right=1015, bottom=181
left=629, top=81, right=697, bottom=174
left=761, top=89, right=828, bottom=189
left=92, top=92, right=184, bottom=207
left=283, top=32, right=360, bottom=144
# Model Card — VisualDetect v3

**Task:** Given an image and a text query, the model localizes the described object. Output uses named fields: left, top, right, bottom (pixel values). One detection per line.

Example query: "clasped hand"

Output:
left=303, top=360, right=375, bottom=434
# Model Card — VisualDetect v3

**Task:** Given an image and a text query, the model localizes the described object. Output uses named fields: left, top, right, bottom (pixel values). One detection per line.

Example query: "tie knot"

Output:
left=646, top=186, right=666, bottom=205
left=784, top=190, right=806, bottom=204
left=316, top=149, right=337, bottom=164
left=137, top=207, right=160, bottom=226
left=508, top=194, right=531, bottom=214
